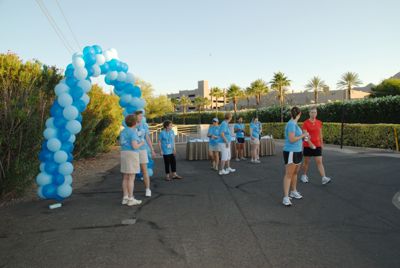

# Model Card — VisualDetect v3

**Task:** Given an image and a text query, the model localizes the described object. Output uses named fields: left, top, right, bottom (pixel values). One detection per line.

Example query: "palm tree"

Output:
left=249, top=79, right=269, bottom=107
left=194, top=96, right=210, bottom=123
left=244, top=87, right=254, bottom=108
left=270, top=72, right=291, bottom=122
left=226, top=84, right=244, bottom=120
left=209, top=87, right=221, bottom=110
left=179, top=95, right=192, bottom=124
left=170, top=97, right=180, bottom=112
left=337, top=72, right=362, bottom=100
left=305, top=76, right=329, bottom=104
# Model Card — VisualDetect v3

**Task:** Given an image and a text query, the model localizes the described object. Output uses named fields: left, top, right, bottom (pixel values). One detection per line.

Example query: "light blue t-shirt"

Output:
left=234, top=123, right=245, bottom=138
left=120, top=127, right=140, bottom=151
left=283, top=119, right=303, bottom=152
left=250, top=122, right=261, bottom=138
left=136, top=123, right=149, bottom=151
left=159, top=129, right=175, bottom=155
left=208, top=125, right=220, bottom=146
left=218, top=120, right=232, bottom=143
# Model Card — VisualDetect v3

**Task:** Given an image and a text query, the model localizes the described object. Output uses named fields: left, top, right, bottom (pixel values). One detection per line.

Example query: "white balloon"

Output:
left=68, top=134, right=76, bottom=143
left=95, top=54, right=105, bottom=65
left=58, top=93, right=73, bottom=107
left=130, top=97, right=141, bottom=107
left=54, top=150, right=68, bottom=164
left=109, top=48, right=119, bottom=59
left=63, top=105, right=79, bottom=120
left=117, top=72, right=126, bottom=81
left=58, top=162, right=74, bottom=176
left=37, top=186, right=45, bottom=199
left=72, top=57, right=85, bottom=68
left=43, top=127, right=57, bottom=139
left=47, top=138, right=62, bottom=152
left=72, top=52, right=83, bottom=60
left=57, top=183, right=72, bottom=198
left=74, top=68, right=88, bottom=80
left=45, top=117, right=55, bottom=128
left=64, top=175, right=73, bottom=185
left=39, top=162, right=46, bottom=172
left=36, top=172, right=52, bottom=186
left=92, top=65, right=101, bottom=77
left=55, top=83, right=69, bottom=96
left=121, top=94, right=132, bottom=104
left=106, top=71, right=118, bottom=81
left=78, top=80, right=92, bottom=93
left=66, top=120, right=82, bottom=134
left=104, top=50, right=113, bottom=62
left=125, top=73, right=135, bottom=83
left=80, top=94, right=90, bottom=106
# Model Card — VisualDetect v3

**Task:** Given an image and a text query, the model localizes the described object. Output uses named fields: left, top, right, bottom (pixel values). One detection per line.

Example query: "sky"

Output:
left=1, top=0, right=399, bottom=95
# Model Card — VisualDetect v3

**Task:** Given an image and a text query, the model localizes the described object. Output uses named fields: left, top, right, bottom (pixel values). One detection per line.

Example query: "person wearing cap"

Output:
left=250, top=116, right=261, bottom=163
left=234, top=117, right=246, bottom=161
left=207, top=118, right=220, bottom=171
left=218, top=112, right=236, bottom=175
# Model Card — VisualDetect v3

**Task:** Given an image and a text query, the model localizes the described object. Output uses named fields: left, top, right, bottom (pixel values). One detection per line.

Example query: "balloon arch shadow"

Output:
left=36, top=45, right=153, bottom=201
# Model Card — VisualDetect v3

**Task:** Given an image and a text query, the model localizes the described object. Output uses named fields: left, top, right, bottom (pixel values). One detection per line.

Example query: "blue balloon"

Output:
left=100, top=62, right=110, bottom=74
left=66, top=63, right=74, bottom=70
left=50, top=102, right=63, bottom=118
left=108, top=59, right=120, bottom=71
left=76, top=113, right=83, bottom=123
left=92, top=45, right=102, bottom=54
left=83, top=46, right=95, bottom=56
left=53, top=117, right=67, bottom=128
left=66, top=76, right=78, bottom=87
left=42, top=184, right=57, bottom=199
left=65, top=67, right=74, bottom=77
left=126, top=105, right=137, bottom=114
left=44, top=161, right=58, bottom=174
left=61, top=142, right=74, bottom=153
left=132, top=86, right=142, bottom=98
left=119, top=99, right=129, bottom=108
left=53, top=173, right=65, bottom=185
left=113, top=87, right=124, bottom=96
left=121, top=63, right=128, bottom=72
left=57, top=128, right=71, bottom=142
left=67, top=153, right=74, bottom=162
left=87, top=66, right=94, bottom=76
left=73, top=99, right=86, bottom=112
left=70, top=87, right=84, bottom=100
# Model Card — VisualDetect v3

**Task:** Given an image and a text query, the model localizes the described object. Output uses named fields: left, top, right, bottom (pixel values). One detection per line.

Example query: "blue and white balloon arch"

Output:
left=36, top=45, right=152, bottom=201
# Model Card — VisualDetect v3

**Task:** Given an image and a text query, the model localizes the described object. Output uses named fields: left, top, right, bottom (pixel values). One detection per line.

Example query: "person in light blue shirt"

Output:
left=234, top=117, right=246, bottom=161
left=282, top=107, right=309, bottom=207
left=250, top=117, right=261, bottom=163
left=218, top=113, right=236, bottom=175
left=207, top=118, right=220, bottom=170
left=119, top=114, right=145, bottom=206
left=158, top=120, right=183, bottom=181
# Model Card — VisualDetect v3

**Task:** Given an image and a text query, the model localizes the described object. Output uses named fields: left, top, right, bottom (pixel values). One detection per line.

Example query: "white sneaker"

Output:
left=235, top=158, right=240, bottom=162
left=145, top=189, right=152, bottom=197
left=127, top=198, right=142, bottom=206
left=300, top=175, right=309, bottom=183
left=241, top=157, right=247, bottom=160
left=322, top=176, right=331, bottom=185
left=282, top=197, right=292, bottom=206
left=219, top=169, right=229, bottom=175
left=289, top=191, right=303, bottom=199
left=226, top=167, right=236, bottom=173
left=122, top=196, right=129, bottom=205
left=254, top=160, right=261, bottom=164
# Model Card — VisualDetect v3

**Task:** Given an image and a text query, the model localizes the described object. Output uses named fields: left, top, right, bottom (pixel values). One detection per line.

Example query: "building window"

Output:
left=188, top=94, right=196, bottom=98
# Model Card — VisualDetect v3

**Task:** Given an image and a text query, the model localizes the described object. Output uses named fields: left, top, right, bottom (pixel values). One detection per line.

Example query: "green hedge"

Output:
left=261, top=122, right=400, bottom=150
left=154, top=95, right=400, bottom=124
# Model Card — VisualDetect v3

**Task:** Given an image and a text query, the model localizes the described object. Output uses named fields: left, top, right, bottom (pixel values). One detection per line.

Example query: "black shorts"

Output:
left=283, top=151, right=303, bottom=165
left=303, top=147, right=322, bottom=157
left=236, top=138, right=245, bottom=144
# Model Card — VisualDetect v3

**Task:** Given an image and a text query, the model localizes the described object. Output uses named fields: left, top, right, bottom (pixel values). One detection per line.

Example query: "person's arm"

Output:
left=131, top=140, right=145, bottom=150
left=320, top=128, right=324, bottom=147
left=207, top=128, right=212, bottom=138
left=172, top=132, right=176, bottom=155
left=145, top=133, right=156, bottom=157
left=250, top=126, right=254, bottom=140
left=288, top=132, right=306, bottom=143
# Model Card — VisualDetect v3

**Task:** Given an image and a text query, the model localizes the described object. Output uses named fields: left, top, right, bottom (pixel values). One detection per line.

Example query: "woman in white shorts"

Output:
left=207, top=118, right=220, bottom=170
left=120, top=114, right=145, bottom=206
left=218, top=113, right=236, bottom=175
left=250, top=117, right=261, bottom=163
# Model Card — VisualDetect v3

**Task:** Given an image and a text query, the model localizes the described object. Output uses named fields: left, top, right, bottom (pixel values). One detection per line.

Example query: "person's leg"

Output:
left=127, top=174, right=134, bottom=198
left=163, top=155, right=171, bottom=179
left=251, top=143, right=256, bottom=161
left=225, top=143, right=231, bottom=169
left=283, top=164, right=296, bottom=197
left=209, top=149, right=214, bottom=168
left=213, top=151, right=219, bottom=170
left=141, top=163, right=150, bottom=189
left=122, top=174, right=129, bottom=198
left=239, top=143, right=245, bottom=159
left=235, top=142, right=240, bottom=160
left=315, top=156, right=326, bottom=177
left=302, top=156, right=310, bottom=175
left=256, top=142, right=260, bottom=160
left=290, top=164, right=300, bottom=192
left=220, top=145, right=226, bottom=171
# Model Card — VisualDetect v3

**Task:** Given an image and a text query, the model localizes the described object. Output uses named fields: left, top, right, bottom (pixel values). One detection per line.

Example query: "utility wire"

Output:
left=55, top=0, right=81, bottom=50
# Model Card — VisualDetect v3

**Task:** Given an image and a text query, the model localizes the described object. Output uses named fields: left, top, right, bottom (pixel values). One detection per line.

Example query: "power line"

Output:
left=35, top=0, right=74, bottom=53
left=55, top=0, right=81, bottom=50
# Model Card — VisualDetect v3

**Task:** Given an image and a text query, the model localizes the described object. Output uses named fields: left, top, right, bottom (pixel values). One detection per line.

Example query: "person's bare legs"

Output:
left=209, top=150, right=215, bottom=168
left=141, top=163, right=150, bottom=190
left=256, top=145, right=260, bottom=160
left=302, top=157, right=310, bottom=176
left=127, top=174, right=135, bottom=198
left=283, top=164, right=297, bottom=197
left=290, top=165, right=300, bottom=192
left=251, top=144, right=257, bottom=161
left=315, top=156, right=326, bottom=177
left=213, top=151, right=219, bottom=170
left=240, top=143, right=245, bottom=158
left=122, top=174, right=129, bottom=197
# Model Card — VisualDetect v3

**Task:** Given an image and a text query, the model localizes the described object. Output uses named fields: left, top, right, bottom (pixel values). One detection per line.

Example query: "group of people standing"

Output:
left=119, top=106, right=331, bottom=207
left=119, top=113, right=182, bottom=206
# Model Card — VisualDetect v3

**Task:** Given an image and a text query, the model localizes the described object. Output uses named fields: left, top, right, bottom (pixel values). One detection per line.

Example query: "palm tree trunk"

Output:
left=314, top=90, right=318, bottom=104
left=210, top=96, right=213, bottom=110
left=348, top=86, right=351, bottom=100
left=280, top=87, right=284, bottom=122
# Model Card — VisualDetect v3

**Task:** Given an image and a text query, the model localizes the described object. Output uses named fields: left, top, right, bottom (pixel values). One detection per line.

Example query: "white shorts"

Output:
left=209, top=144, right=220, bottom=152
left=120, top=151, right=140, bottom=174
left=219, top=143, right=231, bottom=161
left=139, top=149, right=149, bottom=164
